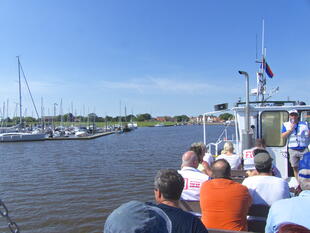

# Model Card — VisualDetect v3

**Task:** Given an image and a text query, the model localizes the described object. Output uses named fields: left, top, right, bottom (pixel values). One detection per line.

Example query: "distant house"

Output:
left=156, top=116, right=175, bottom=122
left=43, top=116, right=54, bottom=122
left=194, top=115, right=220, bottom=124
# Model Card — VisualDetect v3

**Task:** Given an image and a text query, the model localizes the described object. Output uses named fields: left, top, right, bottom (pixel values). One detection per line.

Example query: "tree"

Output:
left=105, top=116, right=113, bottom=121
left=174, top=115, right=189, bottom=122
left=219, top=113, right=234, bottom=121
left=126, top=114, right=136, bottom=122
left=63, top=113, right=74, bottom=122
left=136, top=113, right=152, bottom=121
left=24, top=117, right=37, bottom=122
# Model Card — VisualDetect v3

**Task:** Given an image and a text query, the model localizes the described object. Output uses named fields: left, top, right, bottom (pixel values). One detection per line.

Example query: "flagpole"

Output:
left=261, top=19, right=265, bottom=102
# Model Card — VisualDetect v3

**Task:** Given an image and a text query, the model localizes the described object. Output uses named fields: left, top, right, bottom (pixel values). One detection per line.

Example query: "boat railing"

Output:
left=206, top=139, right=237, bottom=157
left=206, top=142, right=221, bottom=156
left=206, top=122, right=236, bottom=156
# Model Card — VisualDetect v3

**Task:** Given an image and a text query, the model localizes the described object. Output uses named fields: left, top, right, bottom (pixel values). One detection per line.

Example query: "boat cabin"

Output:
left=203, top=100, right=310, bottom=184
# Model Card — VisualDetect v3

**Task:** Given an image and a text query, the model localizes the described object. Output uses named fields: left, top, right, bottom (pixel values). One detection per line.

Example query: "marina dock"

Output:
left=45, top=131, right=115, bottom=140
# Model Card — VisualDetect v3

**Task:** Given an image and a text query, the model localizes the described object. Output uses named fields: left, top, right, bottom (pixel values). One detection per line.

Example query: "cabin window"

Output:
left=300, top=111, right=310, bottom=124
left=261, top=111, right=288, bottom=147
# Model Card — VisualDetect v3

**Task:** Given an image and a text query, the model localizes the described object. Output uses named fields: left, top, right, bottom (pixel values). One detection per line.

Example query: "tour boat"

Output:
left=202, top=25, right=309, bottom=187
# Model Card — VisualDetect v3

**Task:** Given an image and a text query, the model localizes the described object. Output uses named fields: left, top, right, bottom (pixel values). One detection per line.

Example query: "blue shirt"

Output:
left=265, top=190, right=310, bottom=233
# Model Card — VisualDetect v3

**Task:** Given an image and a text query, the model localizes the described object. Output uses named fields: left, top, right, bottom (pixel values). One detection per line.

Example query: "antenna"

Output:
left=256, top=34, right=258, bottom=60
left=265, top=87, right=279, bottom=101
left=255, top=19, right=267, bottom=104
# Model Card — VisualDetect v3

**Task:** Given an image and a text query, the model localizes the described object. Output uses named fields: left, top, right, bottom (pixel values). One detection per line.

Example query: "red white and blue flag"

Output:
left=263, top=58, right=274, bottom=78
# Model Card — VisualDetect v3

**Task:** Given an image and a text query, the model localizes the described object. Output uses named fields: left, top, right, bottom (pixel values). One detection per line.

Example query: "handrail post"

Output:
left=203, top=114, right=206, bottom=145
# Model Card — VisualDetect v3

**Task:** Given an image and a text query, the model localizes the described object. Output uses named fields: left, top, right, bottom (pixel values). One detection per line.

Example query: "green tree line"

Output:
left=1, top=112, right=234, bottom=124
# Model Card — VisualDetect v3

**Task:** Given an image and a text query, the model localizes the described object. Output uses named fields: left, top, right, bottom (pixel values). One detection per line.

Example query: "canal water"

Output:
left=0, top=125, right=234, bottom=233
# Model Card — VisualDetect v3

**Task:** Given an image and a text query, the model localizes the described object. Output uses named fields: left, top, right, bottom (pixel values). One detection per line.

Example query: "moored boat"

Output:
left=0, top=57, right=47, bottom=142
left=0, top=132, right=46, bottom=142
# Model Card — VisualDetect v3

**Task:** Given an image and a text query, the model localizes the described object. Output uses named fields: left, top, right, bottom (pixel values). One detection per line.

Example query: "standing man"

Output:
left=281, top=109, right=310, bottom=180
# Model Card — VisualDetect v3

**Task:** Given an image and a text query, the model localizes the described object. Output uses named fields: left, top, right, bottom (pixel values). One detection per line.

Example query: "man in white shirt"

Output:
left=178, top=151, right=209, bottom=201
left=265, top=152, right=310, bottom=233
left=242, top=152, right=290, bottom=206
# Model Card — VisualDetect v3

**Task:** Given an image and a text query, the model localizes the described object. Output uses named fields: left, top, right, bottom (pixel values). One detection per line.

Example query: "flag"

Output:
left=263, top=58, right=274, bottom=78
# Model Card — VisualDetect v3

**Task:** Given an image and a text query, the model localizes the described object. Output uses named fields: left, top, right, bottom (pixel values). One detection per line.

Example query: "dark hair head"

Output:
left=255, top=138, right=266, bottom=148
left=256, top=163, right=272, bottom=173
left=211, top=159, right=231, bottom=179
left=253, top=148, right=268, bottom=156
left=154, top=169, right=184, bottom=201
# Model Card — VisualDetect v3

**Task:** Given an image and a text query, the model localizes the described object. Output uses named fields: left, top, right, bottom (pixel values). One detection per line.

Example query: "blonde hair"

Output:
left=222, top=141, right=234, bottom=154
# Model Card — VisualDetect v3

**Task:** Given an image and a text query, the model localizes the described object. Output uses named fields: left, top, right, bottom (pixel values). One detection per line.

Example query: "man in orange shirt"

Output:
left=200, top=159, right=252, bottom=231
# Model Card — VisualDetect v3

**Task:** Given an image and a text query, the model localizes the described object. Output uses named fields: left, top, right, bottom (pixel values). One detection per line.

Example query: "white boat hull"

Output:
left=75, top=131, right=88, bottom=137
left=0, top=133, right=46, bottom=142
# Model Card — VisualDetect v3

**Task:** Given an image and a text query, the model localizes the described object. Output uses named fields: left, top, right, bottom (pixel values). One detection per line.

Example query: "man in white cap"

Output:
left=281, top=109, right=310, bottom=179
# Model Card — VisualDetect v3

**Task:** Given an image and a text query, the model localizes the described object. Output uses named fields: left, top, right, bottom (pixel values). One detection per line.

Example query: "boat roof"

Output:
left=203, top=100, right=310, bottom=116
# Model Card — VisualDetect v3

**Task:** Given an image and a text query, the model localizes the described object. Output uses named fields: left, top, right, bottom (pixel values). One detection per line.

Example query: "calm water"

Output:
left=0, top=125, right=233, bottom=233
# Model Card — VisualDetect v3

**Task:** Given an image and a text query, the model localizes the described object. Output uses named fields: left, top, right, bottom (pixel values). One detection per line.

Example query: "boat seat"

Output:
left=179, top=200, right=201, bottom=214
left=247, top=204, right=270, bottom=233
left=231, top=169, right=247, bottom=178
left=231, top=170, right=248, bottom=183
left=179, top=201, right=268, bottom=233
left=208, top=229, right=254, bottom=233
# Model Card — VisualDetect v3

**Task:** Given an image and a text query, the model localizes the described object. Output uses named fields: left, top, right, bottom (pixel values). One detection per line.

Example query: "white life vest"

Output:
left=283, top=121, right=310, bottom=148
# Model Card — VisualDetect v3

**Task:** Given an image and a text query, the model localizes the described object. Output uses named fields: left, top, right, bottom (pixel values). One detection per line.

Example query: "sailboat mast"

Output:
left=119, top=101, right=122, bottom=127
left=60, top=99, right=63, bottom=127
left=17, top=56, right=22, bottom=126
left=41, top=97, right=44, bottom=129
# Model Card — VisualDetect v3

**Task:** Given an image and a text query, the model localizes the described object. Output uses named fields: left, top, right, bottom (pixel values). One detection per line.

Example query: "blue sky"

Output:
left=0, top=0, right=310, bottom=118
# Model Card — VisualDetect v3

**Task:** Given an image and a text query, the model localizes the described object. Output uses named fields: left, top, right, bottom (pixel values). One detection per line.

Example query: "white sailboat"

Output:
left=0, top=57, right=46, bottom=142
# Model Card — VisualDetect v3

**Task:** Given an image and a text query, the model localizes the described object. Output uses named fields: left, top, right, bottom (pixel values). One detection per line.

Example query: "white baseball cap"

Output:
left=288, top=109, right=299, bottom=116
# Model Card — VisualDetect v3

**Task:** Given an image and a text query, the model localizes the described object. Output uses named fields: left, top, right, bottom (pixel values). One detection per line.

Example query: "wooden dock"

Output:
left=45, top=131, right=115, bottom=141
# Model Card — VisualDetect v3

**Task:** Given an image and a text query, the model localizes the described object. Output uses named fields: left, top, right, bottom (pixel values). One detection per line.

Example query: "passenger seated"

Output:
left=242, top=152, right=290, bottom=216
left=190, top=142, right=213, bottom=176
left=154, top=169, right=208, bottom=233
left=278, top=223, right=310, bottom=233
left=178, top=151, right=209, bottom=216
left=243, top=145, right=281, bottom=177
left=103, top=200, right=172, bottom=233
left=200, top=159, right=252, bottom=231
left=243, top=139, right=265, bottom=175
left=216, top=141, right=241, bottom=170
left=265, top=152, right=310, bottom=232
